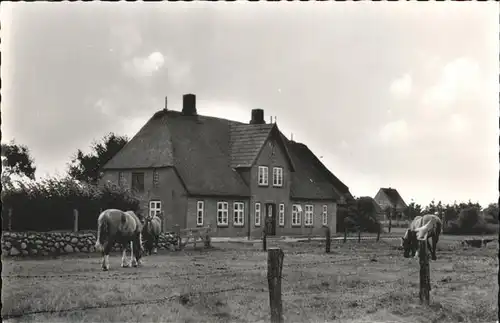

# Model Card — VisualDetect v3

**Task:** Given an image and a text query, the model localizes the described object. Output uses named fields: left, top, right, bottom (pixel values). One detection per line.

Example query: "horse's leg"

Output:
left=130, top=241, right=137, bottom=267
left=102, top=242, right=112, bottom=271
left=121, top=242, right=130, bottom=268
left=132, top=238, right=142, bottom=267
left=431, top=235, right=438, bottom=260
left=153, top=234, right=158, bottom=254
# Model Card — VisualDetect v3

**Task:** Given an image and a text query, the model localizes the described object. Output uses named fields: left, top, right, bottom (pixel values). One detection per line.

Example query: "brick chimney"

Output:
left=249, top=109, right=265, bottom=124
left=182, top=94, right=197, bottom=116
left=163, top=96, right=168, bottom=111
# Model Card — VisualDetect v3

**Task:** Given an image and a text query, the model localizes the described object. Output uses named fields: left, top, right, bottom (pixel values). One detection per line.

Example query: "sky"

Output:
left=1, top=2, right=498, bottom=207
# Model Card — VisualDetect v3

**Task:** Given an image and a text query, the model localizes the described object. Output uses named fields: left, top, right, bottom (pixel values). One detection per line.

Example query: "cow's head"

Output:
left=400, top=229, right=417, bottom=258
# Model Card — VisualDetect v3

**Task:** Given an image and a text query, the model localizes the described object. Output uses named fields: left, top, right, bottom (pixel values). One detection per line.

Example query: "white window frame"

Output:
left=278, top=203, right=285, bottom=226
left=258, top=166, right=269, bottom=186
left=149, top=200, right=162, bottom=218
left=233, top=202, right=244, bottom=227
left=196, top=201, right=204, bottom=226
left=217, top=202, right=229, bottom=226
left=292, top=204, right=301, bottom=226
left=255, top=202, right=261, bottom=227
left=273, top=167, right=284, bottom=187
left=305, top=204, right=314, bottom=227
left=322, top=205, right=328, bottom=226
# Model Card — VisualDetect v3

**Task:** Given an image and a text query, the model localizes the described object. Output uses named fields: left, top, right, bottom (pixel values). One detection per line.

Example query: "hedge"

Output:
left=1, top=177, right=141, bottom=232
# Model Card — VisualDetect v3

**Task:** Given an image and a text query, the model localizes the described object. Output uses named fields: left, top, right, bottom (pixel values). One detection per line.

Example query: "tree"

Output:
left=443, top=203, right=459, bottom=226
left=1, top=141, right=36, bottom=180
left=344, top=197, right=380, bottom=233
left=68, top=133, right=128, bottom=185
left=404, top=202, right=422, bottom=220
left=424, top=199, right=437, bottom=215
left=483, top=203, right=499, bottom=224
left=457, top=207, right=480, bottom=229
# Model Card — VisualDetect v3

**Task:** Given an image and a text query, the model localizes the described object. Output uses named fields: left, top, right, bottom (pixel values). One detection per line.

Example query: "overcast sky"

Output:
left=1, top=2, right=498, bottom=207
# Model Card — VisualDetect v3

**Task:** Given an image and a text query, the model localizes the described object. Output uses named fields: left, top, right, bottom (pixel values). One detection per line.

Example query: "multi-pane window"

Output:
left=153, top=169, right=159, bottom=188
left=273, top=167, right=283, bottom=187
left=322, top=205, right=328, bottom=226
left=217, top=202, right=229, bottom=226
left=255, top=202, right=261, bottom=226
left=278, top=203, right=285, bottom=226
left=292, top=204, right=301, bottom=226
left=118, top=172, right=125, bottom=187
left=258, top=166, right=269, bottom=186
left=233, top=202, right=244, bottom=226
left=131, top=172, right=145, bottom=193
left=305, top=205, right=314, bottom=226
left=149, top=200, right=162, bottom=218
left=196, top=201, right=204, bottom=226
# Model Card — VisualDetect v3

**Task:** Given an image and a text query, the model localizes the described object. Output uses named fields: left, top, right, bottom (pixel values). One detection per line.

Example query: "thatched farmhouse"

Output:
left=100, top=94, right=353, bottom=238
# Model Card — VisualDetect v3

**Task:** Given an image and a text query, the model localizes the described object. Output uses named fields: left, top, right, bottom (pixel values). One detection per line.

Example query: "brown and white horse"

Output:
left=95, top=209, right=144, bottom=271
left=401, top=214, right=442, bottom=261
left=142, top=214, right=162, bottom=255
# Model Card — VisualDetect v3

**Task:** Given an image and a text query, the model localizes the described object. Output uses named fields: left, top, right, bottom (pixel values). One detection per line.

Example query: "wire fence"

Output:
left=2, top=237, right=497, bottom=322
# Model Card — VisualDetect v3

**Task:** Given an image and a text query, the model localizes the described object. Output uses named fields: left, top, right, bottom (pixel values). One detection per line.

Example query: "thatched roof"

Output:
left=102, top=108, right=351, bottom=200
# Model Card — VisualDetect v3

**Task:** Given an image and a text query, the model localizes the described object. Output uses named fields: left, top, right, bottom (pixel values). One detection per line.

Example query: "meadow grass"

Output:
left=2, top=236, right=498, bottom=323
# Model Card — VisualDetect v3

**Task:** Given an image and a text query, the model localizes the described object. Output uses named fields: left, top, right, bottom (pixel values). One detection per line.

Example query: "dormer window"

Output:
left=273, top=167, right=283, bottom=187
left=258, top=166, right=269, bottom=186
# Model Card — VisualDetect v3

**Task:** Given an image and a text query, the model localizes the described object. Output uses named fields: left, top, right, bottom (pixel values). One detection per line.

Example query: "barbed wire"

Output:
left=3, top=238, right=495, bottom=321
left=1, top=280, right=264, bottom=320
left=2, top=251, right=398, bottom=281
left=3, top=243, right=494, bottom=282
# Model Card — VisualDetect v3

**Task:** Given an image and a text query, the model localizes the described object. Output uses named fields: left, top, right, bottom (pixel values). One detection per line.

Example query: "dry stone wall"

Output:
left=1, top=231, right=178, bottom=257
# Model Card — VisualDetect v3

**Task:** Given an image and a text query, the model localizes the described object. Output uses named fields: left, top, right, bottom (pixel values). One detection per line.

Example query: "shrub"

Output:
left=456, top=207, right=480, bottom=229
left=1, top=176, right=140, bottom=231
left=444, top=217, right=499, bottom=235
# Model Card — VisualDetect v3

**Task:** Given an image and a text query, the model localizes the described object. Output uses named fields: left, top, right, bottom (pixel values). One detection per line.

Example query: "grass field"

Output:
left=2, top=235, right=498, bottom=323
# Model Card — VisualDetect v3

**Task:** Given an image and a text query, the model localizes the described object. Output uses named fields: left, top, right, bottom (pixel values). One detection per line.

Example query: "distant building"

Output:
left=373, top=187, right=408, bottom=220
left=100, top=94, right=353, bottom=238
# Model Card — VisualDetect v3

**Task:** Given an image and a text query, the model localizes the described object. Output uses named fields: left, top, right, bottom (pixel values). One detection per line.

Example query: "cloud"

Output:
left=389, top=73, right=412, bottom=99
left=123, top=51, right=165, bottom=79
left=421, top=57, right=481, bottom=112
left=3, top=3, right=497, bottom=206
left=379, top=119, right=409, bottom=145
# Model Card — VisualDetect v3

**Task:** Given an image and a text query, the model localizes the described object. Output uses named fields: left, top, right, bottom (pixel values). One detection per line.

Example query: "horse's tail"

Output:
left=95, top=213, right=108, bottom=251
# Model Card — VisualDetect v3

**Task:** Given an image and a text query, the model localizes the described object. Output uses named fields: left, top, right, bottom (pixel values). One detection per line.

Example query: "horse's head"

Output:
left=401, top=229, right=417, bottom=258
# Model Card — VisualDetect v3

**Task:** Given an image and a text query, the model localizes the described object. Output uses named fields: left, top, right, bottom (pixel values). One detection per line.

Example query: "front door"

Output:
left=265, top=203, right=276, bottom=236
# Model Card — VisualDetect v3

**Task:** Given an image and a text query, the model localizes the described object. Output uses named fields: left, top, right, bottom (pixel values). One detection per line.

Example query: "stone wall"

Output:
left=1, top=231, right=178, bottom=257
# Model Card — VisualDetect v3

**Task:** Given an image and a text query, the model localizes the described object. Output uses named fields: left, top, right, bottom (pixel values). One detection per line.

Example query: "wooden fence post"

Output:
left=324, top=226, right=331, bottom=253
left=73, top=209, right=79, bottom=232
left=174, top=224, right=181, bottom=250
left=343, top=227, right=347, bottom=243
left=267, top=248, right=284, bottom=323
left=262, top=229, right=267, bottom=251
left=204, top=224, right=211, bottom=248
left=419, top=239, right=430, bottom=305
left=358, top=226, right=361, bottom=243
left=8, top=208, right=13, bottom=231
left=376, top=223, right=381, bottom=242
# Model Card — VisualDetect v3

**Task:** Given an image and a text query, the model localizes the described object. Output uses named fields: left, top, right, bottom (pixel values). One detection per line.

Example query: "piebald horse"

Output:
left=95, top=209, right=144, bottom=271
left=400, top=214, right=442, bottom=261
left=142, top=214, right=162, bottom=255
